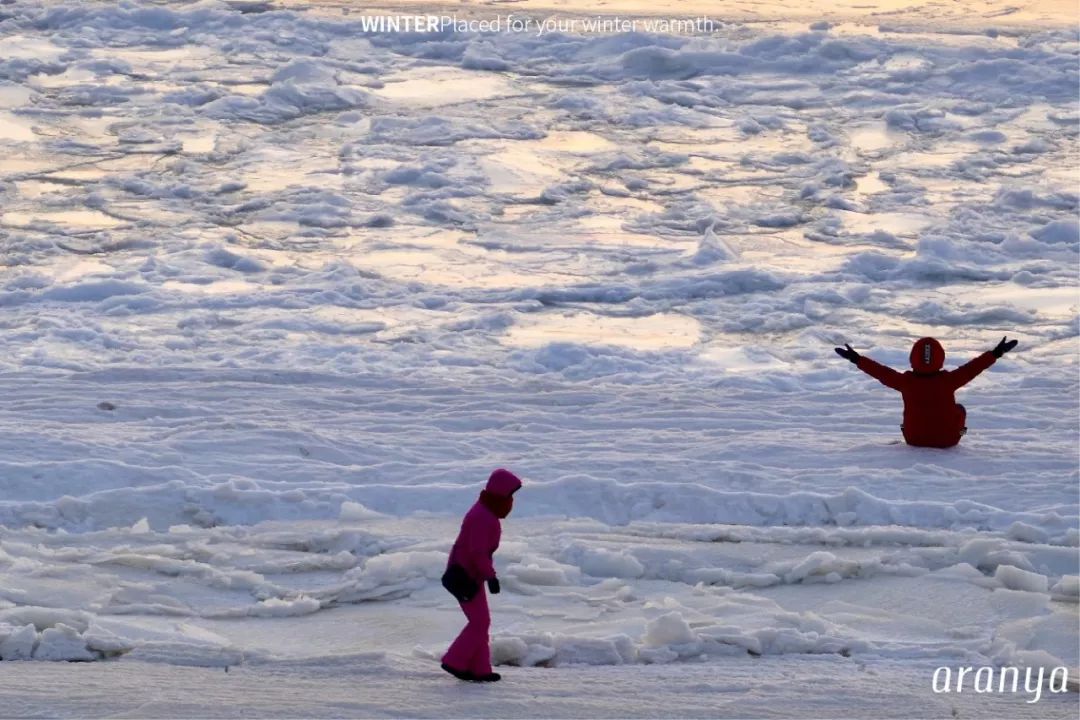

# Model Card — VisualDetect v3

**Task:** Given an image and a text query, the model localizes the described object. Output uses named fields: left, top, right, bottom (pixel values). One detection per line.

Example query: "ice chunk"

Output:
left=783, top=551, right=853, bottom=583
left=554, top=637, right=628, bottom=666
left=339, top=501, right=382, bottom=521
left=33, top=624, right=98, bottom=661
left=507, top=558, right=580, bottom=586
left=0, top=607, right=91, bottom=634
left=576, top=548, right=645, bottom=579
left=1050, top=575, right=1079, bottom=599
left=126, top=641, right=243, bottom=668
left=644, top=612, right=696, bottom=647
left=362, top=551, right=445, bottom=581
left=994, top=565, right=1050, bottom=593
left=248, top=596, right=321, bottom=618
left=0, top=624, right=37, bottom=660
left=491, top=637, right=530, bottom=666
left=1006, top=521, right=1049, bottom=544
left=1031, top=219, right=1079, bottom=245
left=270, top=60, right=336, bottom=86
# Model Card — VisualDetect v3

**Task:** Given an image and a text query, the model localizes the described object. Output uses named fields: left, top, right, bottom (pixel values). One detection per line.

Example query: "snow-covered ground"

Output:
left=0, top=0, right=1078, bottom=716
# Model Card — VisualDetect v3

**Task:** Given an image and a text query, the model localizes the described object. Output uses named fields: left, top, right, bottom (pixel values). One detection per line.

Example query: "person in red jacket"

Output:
left=835, top=336, right=1018, bottom=448
left=441, top=468, right=522, bottom=683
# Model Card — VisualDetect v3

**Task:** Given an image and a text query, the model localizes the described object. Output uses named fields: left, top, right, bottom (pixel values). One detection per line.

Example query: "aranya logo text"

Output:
left=933, top=665, right=1071, bottom=704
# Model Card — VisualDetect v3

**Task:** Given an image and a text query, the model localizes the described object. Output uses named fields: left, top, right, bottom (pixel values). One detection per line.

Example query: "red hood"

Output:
left=485, top=468, right=522, bottom=497
left=910, top=337, right=945, bottom=372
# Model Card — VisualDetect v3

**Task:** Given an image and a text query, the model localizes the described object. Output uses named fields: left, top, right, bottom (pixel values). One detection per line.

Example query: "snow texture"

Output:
left=0, top=0, right=1077, bottom=717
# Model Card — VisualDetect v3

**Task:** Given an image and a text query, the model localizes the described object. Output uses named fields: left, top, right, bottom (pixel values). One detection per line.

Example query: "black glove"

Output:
left=992, top=336, right=1017, bottom=358
left=834, top=344, right=860, bottom=364
left=442, top=564, right=479, bottom=603
left=487, top=577, right=500, bottom=595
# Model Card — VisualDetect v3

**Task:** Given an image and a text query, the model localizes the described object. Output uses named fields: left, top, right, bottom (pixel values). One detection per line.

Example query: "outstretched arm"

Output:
left=949, top=337, right=1016, bottom=390
left=857, top=356, right=905, bottom=391
left=949, top=352, right=995, bottom=390
left=835, top=344, right=905, bottom=391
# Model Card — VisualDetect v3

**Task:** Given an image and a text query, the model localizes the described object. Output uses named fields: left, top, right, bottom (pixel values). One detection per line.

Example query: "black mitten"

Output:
left=487, top=577, right=500, bottom=595
left=834, top=344, right=860, bottom=364
left=992, top=336, right=1018, bottom=358
left=442, top=564, right=479, bottom=603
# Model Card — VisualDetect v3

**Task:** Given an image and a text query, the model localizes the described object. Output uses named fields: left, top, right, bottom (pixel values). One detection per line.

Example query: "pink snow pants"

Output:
left=442, top=588, right=491, bottom=676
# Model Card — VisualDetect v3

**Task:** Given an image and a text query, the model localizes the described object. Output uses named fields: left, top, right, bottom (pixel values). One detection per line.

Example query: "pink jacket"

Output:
left=447, top=469, right=522, bottom=582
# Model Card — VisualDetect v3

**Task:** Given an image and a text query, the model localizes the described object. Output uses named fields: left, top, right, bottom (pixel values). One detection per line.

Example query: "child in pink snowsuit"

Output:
left=441, top=468, right=522, bottom=683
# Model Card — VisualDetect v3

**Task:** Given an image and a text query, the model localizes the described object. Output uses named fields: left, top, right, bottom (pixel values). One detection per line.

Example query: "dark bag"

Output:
left=441, top=563, right=479, bottom=603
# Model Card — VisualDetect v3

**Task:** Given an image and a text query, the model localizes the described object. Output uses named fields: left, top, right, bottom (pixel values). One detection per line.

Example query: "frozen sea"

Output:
left=0, top=0, right=1077, bottom=717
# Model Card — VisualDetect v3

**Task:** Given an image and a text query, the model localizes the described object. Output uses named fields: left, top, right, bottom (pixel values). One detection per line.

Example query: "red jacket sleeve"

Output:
left=947, top=351, right=996, bottom=390
left=857, top=356, right=905, bottom=391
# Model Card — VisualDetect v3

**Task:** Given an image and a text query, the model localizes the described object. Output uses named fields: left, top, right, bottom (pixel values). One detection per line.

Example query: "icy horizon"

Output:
left=0, top=0, right=1077, bottom=716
